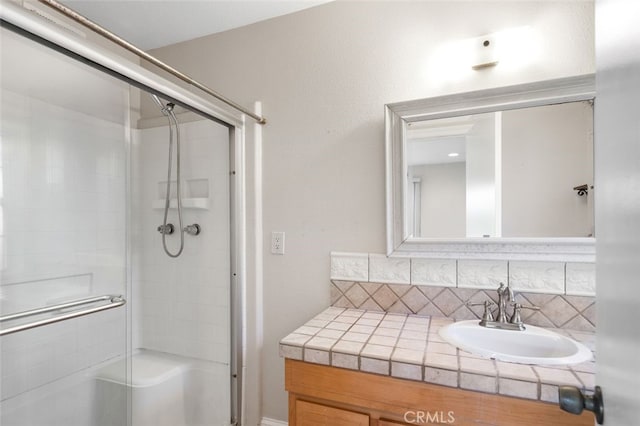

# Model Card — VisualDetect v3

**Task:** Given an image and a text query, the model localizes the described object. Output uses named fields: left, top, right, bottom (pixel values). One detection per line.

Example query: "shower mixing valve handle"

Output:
left=184, top=224, right=201, bottom=236
left=157, top=223, right=175, bottom=235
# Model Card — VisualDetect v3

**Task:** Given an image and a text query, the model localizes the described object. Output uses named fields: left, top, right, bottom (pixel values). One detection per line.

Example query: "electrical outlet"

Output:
left=271, top=231, right=285, bottom=255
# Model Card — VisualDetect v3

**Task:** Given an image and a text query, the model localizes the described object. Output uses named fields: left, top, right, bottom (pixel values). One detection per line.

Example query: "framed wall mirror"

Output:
left=385, top=74, right=595, bottom=261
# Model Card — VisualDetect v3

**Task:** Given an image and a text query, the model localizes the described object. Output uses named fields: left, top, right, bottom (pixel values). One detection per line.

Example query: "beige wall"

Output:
left=502, top=101, right=594, bottom=237
left=410, top=163, right=466, bottom=238
left=149, top=1, right=594, bottom=422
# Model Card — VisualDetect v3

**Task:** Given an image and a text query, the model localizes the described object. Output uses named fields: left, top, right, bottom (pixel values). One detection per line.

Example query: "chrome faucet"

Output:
left=497, top=282, right=515, bottom=323
left=467, top=282, right=539, bottom=331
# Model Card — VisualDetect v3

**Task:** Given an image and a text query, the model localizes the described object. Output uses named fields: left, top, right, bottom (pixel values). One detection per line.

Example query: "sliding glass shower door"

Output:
left=0, top=25, right=130, bottom=425
left=1, top=13, right=235, bottom=425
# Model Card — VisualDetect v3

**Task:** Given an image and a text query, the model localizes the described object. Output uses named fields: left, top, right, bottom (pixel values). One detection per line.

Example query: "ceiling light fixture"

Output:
left=472, top=34, right=499, bottom=70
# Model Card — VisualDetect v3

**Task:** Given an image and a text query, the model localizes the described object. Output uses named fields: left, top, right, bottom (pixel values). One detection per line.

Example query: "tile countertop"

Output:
left=279, top=307, right=595, bottom=404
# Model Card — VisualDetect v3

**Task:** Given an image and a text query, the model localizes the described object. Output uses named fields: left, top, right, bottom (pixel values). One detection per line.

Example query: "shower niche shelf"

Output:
left=152, top=198, right=209, bottom=210
left=153, top=178, right=210, bottom=210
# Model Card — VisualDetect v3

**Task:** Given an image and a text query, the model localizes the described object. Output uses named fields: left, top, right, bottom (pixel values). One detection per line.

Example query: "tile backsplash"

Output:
left=330, top=252, right=595, bottom=332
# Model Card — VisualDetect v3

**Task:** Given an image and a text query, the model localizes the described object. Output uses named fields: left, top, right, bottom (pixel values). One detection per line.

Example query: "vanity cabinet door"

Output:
left=295, top=399, right=369, bottom=426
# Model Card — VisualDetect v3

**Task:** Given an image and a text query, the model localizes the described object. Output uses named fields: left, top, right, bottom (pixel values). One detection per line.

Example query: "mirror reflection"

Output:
left=406, top=100, right=594, bottom=238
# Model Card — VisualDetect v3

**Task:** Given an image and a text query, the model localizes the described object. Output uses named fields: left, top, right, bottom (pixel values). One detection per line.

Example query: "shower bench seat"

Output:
left=95, top=349, right=227, bottom=426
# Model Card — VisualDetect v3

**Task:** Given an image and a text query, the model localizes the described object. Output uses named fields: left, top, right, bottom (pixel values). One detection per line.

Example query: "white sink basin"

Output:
left=438, top=320, right=592, bottom=365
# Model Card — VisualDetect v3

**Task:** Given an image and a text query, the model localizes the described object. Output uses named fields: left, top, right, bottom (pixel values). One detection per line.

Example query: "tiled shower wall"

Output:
left=131, top=118, right=230, bottom=363
left=330, top=253, right=595, bottom=332
left=1, top=88, right=128, bottom=400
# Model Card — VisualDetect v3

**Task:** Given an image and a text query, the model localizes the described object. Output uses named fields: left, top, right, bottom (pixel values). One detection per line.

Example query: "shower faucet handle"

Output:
left=184, top=224, right=201, bottom=236
left=157, top=224, right=175, bottom=235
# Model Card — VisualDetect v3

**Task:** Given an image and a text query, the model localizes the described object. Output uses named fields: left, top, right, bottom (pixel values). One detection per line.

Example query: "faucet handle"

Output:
left=467, top=301, right=495, bottom=322
left=509, top=303, right=540, bottom=325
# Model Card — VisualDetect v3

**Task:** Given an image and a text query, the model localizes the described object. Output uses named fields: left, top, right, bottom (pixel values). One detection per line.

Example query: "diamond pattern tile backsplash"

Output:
left=330, top=280, right=595, bottom=332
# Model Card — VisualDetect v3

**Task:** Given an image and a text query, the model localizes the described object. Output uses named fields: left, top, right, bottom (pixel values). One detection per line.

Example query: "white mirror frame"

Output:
left=385, top=74, right=596, bottom=262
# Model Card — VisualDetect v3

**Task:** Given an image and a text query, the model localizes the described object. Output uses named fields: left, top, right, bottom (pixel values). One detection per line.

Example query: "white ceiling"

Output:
left=62, top=0, right=331, bottom=50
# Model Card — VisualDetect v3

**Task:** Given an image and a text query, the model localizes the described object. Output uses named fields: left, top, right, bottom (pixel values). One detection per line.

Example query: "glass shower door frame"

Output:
left=1, top=3, right=249, bottom=424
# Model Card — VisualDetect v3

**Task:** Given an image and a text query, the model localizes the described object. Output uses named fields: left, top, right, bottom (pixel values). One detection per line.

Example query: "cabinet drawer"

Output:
left=295, top=399, right=369, bottom=426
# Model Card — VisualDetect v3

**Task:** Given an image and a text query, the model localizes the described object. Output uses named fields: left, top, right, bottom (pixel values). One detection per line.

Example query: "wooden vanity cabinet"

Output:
left=285, top=359, right=592, bottom=426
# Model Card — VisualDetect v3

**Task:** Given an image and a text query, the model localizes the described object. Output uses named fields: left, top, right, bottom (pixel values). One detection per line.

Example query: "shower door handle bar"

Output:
left=0, top=295, right=126, bottom=336
left=0, top=294, right=122, bottom=322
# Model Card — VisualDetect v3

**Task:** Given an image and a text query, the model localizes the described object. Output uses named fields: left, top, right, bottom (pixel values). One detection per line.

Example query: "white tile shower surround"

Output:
left=132, top=119, right=231, bottom=363
left=279, top=307, right=596, bottom=404
left=1, top=90, right=127, bottom=280
left=1, top=88, right=128, bottom=400
left=331, top=252, right=596, bottom=296
left=1, top=95, right=230, bottom=405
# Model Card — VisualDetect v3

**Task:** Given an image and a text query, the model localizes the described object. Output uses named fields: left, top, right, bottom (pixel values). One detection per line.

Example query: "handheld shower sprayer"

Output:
left=151, top=94, right=175, bottom=115
left=152, top=94, right=199, bottom=258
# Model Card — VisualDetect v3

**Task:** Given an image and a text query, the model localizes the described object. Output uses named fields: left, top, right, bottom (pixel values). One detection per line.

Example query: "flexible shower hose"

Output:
left=161, top=103, right=185, bottom=258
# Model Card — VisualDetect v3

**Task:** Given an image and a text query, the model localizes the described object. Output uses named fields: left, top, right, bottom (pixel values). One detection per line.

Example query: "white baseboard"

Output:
left=260, top=417, right=288, bottom=426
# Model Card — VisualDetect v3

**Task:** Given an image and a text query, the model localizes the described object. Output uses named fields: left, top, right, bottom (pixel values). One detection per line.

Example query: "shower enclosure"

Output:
left=0, top=3, right=243, bottom=425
